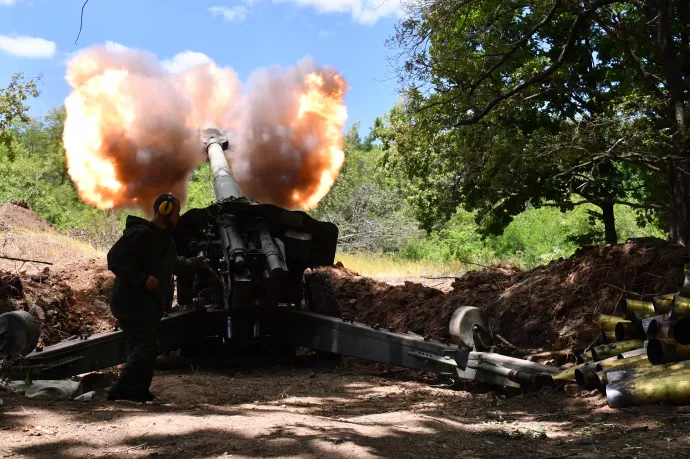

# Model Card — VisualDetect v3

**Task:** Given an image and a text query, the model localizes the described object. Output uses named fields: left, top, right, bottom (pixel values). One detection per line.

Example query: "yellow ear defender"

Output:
left=159, top=200, right=174, bottom=215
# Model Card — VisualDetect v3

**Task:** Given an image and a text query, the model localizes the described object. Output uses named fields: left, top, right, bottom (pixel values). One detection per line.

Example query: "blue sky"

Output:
left=0, top=0, right=403, bottom=134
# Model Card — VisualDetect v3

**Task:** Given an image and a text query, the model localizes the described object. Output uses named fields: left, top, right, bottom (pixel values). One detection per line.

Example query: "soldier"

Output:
left=106, top=193, right=208, bottom=402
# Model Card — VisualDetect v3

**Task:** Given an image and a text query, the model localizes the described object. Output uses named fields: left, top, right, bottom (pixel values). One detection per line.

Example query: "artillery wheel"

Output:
left=0, top=310, right=40, bottom=360
left=303, top=268, right=341, bottom=361
left=448, top=306, right=493, bottom=351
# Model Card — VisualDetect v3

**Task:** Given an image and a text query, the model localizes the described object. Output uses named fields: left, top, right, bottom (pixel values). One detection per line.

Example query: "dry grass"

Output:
left=0, top=230, right=103, bottom=270
left=334, top=252, right=467, bottom=278
left=0, top=229, right=468, bottom=280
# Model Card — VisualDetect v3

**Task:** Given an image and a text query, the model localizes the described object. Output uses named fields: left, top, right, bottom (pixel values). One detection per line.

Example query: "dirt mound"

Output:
left=53, top=258, right=114, bottom=334
left=0, top=201, right=57, bottom=234
left=0, top=203, right=114, bottom=347
left=326, top=263, right=449, bottom=337
left=53, top=257, right=112, bottom=293
left=328, top=238, right=689, bottom=357
left=0, top=265, right=115, bottom=347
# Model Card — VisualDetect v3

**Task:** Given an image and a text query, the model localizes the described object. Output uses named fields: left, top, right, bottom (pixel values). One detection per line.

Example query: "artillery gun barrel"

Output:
left=201, top=127, right=242, bottom=201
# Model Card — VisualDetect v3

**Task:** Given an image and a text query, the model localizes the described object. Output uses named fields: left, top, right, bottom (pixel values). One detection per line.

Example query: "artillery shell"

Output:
left=640, top=314, right=668, bottom=335
left=592, top=355, right=650, bottom=391
left=653, top=293, right=676, bottom=315
left=620, top=299, right=655, bottom=319
left=647, top=317, right=690, bottom=345
left=616, top=348, right=647, bottom=359
left=631, top=310, right=657, bottom=325
left=605, top=359, right=690, bottom=385
left=614, top=322, right=645, bottom=341
left=596, top=353, right=649, bottom=372
left=584, top=340, right=645, bottom=361
left=575, top=364, right=600, bottom=390
left=555, top=355, right=619, bottom=381
left=607, top=367, right=690, bottom=408
left=672, top=296, right=690, bottom=318
left=554, top=363, right=587, bottom=381
left=590, top=355, right=651, bottom=392
left=598, top=315, right=630, bottom=332
left=647, top=338, right=690, bottom=364
left=604, top=331, right=616, bottom=343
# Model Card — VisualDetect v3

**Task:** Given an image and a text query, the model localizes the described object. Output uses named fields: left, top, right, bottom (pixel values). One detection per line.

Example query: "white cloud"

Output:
left=0, top=34, right=56, bottom=58
left=277, top=0, right=403, bottom=24
left=161, top=50, right=214, bottom=73
left=208, top=5, right=249, bottom=22
left=0, top=0, right=17, bottom=6
left=209, top=0, right=402, bottom=25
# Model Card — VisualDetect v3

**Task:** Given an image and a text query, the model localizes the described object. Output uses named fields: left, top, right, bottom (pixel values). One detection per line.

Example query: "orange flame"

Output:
left=63, top=45, right=211, bottom=212
left=293, top=72, right=348, bottom=209
left=63, top=69, right=129, bottom=209
left=190, top=60, right=349, bottom=211
left=62, top=45, right=348, bottom=213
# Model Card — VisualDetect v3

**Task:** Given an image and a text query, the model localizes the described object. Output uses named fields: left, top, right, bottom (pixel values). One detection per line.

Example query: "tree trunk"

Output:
left=668, top=162, right=690, bottom=245
left=600, top=202, right=617, bottom=245
left=655, top=1, right=689, bottom=245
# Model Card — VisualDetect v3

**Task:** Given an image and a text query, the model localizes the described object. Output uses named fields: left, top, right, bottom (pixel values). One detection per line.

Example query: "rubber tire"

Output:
left=304, top=269, right=342, bottom=361
left=304, top=270, right=341, bottom=317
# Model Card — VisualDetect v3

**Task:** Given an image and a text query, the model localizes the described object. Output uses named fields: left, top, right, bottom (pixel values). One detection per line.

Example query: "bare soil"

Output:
left=0, top=261, right=115, bottom=347
left=0, top=201, right=57, bottom=234
left=2, top=359, right=689, bottom=459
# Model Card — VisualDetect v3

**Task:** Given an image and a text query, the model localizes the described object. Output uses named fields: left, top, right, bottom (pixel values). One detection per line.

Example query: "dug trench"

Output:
left=3, top=203, right=690, bottom=457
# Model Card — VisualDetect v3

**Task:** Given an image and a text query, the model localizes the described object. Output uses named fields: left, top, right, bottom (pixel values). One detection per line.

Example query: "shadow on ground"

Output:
left=2, top=359, right=690, bottom=459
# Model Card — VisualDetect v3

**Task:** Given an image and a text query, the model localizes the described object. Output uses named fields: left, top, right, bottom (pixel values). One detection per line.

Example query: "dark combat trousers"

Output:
left=109, top=318, right=160, bottom=398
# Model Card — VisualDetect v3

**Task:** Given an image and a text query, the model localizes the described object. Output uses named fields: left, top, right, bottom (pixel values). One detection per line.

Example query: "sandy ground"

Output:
left=2, top=358, right=690, bottom=459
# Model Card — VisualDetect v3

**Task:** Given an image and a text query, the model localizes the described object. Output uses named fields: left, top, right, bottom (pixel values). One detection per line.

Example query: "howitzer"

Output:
left=0, top=128, right=557, bottom=389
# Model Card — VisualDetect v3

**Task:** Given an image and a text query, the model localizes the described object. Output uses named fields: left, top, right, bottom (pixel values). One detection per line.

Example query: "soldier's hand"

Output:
left=145, top=276, right=159, bottom=291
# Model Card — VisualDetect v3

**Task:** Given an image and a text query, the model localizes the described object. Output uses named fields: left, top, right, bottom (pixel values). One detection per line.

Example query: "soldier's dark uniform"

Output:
left=106, top=215, right=202, bottom=401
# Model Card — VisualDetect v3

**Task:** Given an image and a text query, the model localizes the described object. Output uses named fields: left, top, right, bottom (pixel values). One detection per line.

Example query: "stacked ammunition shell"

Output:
left=554, top=267, right=690, bottom=408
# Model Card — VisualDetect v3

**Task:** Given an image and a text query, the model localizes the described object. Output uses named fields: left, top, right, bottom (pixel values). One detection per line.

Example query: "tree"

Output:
left=375, top=96, right=653, bottom=244
left=44, top=106, right=69, bottom=184
left=309, top=122, right=421, bottom=252
left=18, top=106, right=70, bottom=186
left=344, top=122, right=363, bottom=150
left=383, top=0, right=689, bottom=243
left=0, top=73, right=40, bottom=161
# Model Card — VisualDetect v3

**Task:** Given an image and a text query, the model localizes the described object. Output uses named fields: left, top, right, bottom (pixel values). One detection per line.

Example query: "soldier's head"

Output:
left=152, top=193, right=181, bottom=229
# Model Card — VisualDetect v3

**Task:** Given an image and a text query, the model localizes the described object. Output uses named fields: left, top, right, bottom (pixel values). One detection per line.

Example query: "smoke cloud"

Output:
left=63, top=44, right=347, bottom=215
left=230, top=58, right=347, bottom=209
